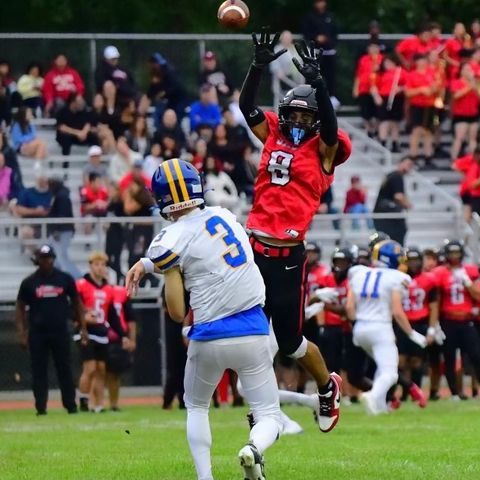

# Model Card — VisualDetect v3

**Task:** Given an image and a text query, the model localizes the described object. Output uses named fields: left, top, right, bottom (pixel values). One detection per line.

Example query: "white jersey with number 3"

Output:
left=147, top=206, right=265, bottom=326
left=349, top=265, right=411, bottom=323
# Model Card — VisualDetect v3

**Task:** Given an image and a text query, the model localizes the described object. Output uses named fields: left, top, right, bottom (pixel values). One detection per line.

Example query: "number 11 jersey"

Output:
left=247, top=111, right=352, bottom=241
left=348, top=265, right=411, bottom=323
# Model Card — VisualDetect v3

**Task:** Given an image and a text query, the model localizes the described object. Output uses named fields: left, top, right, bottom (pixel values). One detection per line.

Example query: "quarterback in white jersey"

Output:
left=346, top=240, right=427, bottom=414
left=126, top=159, right=282, bottom=480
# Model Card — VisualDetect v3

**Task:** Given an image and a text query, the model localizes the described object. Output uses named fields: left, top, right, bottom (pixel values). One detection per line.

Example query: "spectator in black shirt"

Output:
left=199, top=51, right=233, bottom=107
left=373, top=157, right=414, bottom=245
left=90, top=94, right=116, bottom=154
left=95, top=46, right=137, bottom=115
left=56, top=93, right=99, bottom=156
left=0, top=130, right=22, bottom=199
left=147, top=53, right=188, bottom=128
left=154, top=108, right=186, bottom=151
left=302, top=0, right=339, bottom=96
left=15, top=245, right=85, bottom=415
left=355, top=20, right=389, bottom=59
left=47, top=178, right=81, bottom=279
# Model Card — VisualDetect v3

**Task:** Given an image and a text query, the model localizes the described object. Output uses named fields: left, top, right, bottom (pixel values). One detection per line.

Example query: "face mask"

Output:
left=291, top=127, right=306, bottom=145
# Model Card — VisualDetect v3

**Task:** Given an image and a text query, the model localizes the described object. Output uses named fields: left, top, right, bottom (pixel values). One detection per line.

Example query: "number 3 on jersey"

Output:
left=268, top=150, right=294, bottom=186
left=205, top=216, right=247, bottom=268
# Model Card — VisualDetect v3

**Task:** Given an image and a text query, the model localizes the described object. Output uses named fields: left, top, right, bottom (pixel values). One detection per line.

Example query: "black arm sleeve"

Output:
left=239, top=64, right=266, bottom=127
left=108, top=304, right=125, bottom=338
left=313, top=78, right=338, bottom=146
left=428, top=287, right=438, bottom=303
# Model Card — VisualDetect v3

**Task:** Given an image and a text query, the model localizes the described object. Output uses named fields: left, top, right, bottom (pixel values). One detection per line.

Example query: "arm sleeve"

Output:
left=108, top=303, right=125, bottom=338
left=312, top=78, right=338, bottom=146
left=427, top=287, right=438, bottom=303
left=391, top=174, right=405, bottom=195
left=239, top=64, right=266, bottom=127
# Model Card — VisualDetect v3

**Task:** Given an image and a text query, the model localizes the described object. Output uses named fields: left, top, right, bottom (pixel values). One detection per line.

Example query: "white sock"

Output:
left=186, top=408, right=214, bottom=480
left=279, top=389, right=316, bottom=408
left=371, top=373, right=397, bottom=412
left=249, top=417, right=281, bottom=454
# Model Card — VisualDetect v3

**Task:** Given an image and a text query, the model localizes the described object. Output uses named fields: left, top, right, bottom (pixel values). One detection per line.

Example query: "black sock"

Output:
left=318, top=379, right=333, bottom=395
left=411, top=367, right=423, bottom=388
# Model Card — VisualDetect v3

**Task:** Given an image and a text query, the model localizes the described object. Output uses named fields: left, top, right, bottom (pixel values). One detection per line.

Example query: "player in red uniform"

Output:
left=433, top=240, right=480, bottom=398
left=398, top=248, right=440, bottom=390
left=239, top=27, right=352, bottom=432
left=76, top=251, right=127, bottom=412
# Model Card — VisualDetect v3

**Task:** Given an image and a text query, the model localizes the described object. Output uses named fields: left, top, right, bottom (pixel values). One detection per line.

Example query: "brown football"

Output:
left=217, top=0, right=250, bottom=29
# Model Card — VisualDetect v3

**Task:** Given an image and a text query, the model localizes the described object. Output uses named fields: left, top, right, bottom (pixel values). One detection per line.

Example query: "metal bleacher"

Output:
left=0, top=115, right=465, bottom=302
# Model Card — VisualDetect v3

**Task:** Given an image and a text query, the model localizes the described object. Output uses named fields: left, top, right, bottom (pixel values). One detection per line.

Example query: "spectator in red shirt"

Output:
left=450, top=63, right=480, bottom=160
left=405, top=54, right=439, bottom=167
left=343, top=175, right=373, bottom=230
left=42, top=54, right=85, bottom=117
left=80, top=172, right=109, bottom=217
left=352, top=42, right=383, bottom=137
left=464, top=146, right=480, bottom=215
left=118, top=159, right=151, bottom=196
left=429, top=22, right=445, bottom=52
left=374, top=57, right=407, bottom=152
left=452, top=148, right=480, bottom=223
left=395, top=25, right=433, bottom=70
left=443, top=23, right=473, bottom=77
left=470, top=19, right=480, bottom=42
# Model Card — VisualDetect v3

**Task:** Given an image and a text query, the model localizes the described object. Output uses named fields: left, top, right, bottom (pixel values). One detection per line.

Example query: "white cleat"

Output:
left=280, top=411, right=304, bottom=435
left=360, top=392, right=381, bottom=416
left=238, top=443, right=266, bottom=480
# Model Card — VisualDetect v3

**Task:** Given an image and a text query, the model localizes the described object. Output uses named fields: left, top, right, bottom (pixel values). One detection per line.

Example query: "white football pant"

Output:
left=353, top=322, right=399, bottom=413
left=184, top=335, right=283, bottom=480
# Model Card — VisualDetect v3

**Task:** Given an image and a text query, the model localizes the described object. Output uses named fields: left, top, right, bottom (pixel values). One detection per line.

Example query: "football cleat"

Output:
left=388, top=397, right=402, bottom=411
left=238, top=443, right=266, bottom=480
left=409, top=383, right=427, bottom=408
left=360, top=391, right=381, bottom=416
left=314, top=372, right=342, bottom=432
left=279, top=410, right=304, bottom=435
left=246, top=411, right=256, bottom=431
left=79, top=397, right=89, bottom=412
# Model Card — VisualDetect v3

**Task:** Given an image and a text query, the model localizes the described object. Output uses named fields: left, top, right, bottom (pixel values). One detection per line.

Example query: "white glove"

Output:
left=428, top=325, right=446, bottom=346
left=182, top=326, right=191, bottom=338
left=409, top=330, right=427, bottom=348
left=453, top=268, right=472, bottom=287
left=314, top=287, right=339, bottom=304
left=305, top=302, right=324, bottom=320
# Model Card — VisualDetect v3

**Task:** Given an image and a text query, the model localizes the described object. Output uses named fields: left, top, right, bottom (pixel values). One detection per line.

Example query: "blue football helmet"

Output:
left=371, top=239, right=405, bottom=269
left=151, top=159, right=204, bottom=217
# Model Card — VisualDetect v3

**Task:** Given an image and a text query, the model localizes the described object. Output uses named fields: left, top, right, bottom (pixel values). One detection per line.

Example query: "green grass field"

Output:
left=1, top=401, right=479, bottom=480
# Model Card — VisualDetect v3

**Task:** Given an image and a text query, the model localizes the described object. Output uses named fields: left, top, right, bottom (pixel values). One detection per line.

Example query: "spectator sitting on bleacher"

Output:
left=80, top=172, right=109, bottom=217
left=161, top=135, right=181, bottom=161
left=199, top=50, right=233, bottom=107
left=118, top=159, right=151, bottom=196
left=12, top=164, right=51, bottom=241
left=146, top=53, right=188, bottom=128
left=56, top=93, right=99, bottom=156
left=189, top=84, right=222, bottom=132
left=0, top=60, right=21, bottom=125
left=0, top=151, right=12, bottom=208
left=48, top=178, right=81, bottom=279
left=11, top=107, right=47, bottom=160
left=17, top=63, right=44, bottom=115
left=154, top=108, right=186, bottom=151
left=125, top=115, right=151, bottom=157
left=143, top=143, right=163, bottom=179
left=95, top=46, right=137, bottom=115
left=83, top=145, right=107, bottom=184
left=0, top=130, right=22, bottom=199
left=110, top=98, right=136, bottom=140
left=203, top=154, right=238, bottom=211
left=90, top=94, right=116, bottom=154
left=191, top=138, right=207, bottom=172
left=42, top=54, right=85, bottom=118
left=109, top=137, right=142, bottom=185
left=343, top=175, right=374, bottom=230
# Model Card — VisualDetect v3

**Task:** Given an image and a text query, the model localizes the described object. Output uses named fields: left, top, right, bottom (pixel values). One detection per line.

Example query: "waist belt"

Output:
left=249, top=237, right=292, bottom=258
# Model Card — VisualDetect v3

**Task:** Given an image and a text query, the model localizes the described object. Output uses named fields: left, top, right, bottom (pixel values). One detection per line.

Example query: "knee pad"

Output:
left=287, top=337, right=308, bottom=359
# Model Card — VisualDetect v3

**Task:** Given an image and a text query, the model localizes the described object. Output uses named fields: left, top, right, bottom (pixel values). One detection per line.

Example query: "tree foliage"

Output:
left=1, top=0, right=479, bottom=34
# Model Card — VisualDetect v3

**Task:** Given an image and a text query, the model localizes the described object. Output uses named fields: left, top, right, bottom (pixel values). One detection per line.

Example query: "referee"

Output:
left=15, top=245, right=86, bottom=415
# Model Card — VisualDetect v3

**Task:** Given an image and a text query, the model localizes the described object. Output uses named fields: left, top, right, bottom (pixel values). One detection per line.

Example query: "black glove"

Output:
left=292, top=41, right=325, bottom=87
left=251, top=26, right=287, bottom=68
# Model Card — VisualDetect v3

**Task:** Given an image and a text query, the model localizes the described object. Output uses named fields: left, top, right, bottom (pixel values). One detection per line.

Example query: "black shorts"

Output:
left=358, top=94, right=377, bottom=121
left=410, top=105, right=436, bottom=131
left=378, top=94, right=404, bottom=122
left=252, top=238, right=307, bottom=356
left=80, top=341, right=108, bottom=362
left=106, top=342, right=132, bottom=373
left=452, top=115, right=478, bottom=125
left=396, top=320, right=428, bottom=357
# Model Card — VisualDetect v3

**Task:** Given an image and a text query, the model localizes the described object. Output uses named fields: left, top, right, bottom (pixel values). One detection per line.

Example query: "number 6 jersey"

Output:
left=147, top=206, right=267, bottom=331
left=348, top=265, right=411, bottom=323
left=247, top=111, right=352, bottom=241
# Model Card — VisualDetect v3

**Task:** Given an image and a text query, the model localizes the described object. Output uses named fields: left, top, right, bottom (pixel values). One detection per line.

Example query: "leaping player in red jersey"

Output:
left=239, top=27, right=352, bottom=433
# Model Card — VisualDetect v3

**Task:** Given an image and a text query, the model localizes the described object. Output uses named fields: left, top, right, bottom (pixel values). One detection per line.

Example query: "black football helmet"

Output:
left=368, top=231, right=391, bottom=251
left=405, top=246, right=423, bottom=276
left=355, top=245, right=371, bottom=266
left=443, top=239, right=465, bottom=265
left=278, top=85, right=320, bottom=146
left=331, top=247, right=354, bottom=281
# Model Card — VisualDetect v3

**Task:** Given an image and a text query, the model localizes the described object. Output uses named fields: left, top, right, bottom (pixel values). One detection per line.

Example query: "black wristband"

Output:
left=314, top=78, right=338, bottom=146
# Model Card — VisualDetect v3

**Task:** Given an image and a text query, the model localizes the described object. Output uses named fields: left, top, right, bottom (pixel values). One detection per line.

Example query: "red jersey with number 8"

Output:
left=247, top=112, right=352, bottom=240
